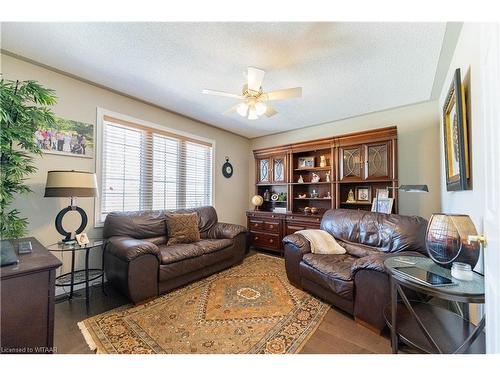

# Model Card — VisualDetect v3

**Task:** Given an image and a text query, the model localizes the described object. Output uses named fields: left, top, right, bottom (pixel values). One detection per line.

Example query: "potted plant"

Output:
left=0, top=79, right=57, bottom=239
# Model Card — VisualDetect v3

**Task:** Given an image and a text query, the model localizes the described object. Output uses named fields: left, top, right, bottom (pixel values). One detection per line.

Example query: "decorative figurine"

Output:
left=326, top=170, right=331, bottom=182
left=347, top=189, right=356, bottom=202
left=311, top=173, right=320, bottom=183
left=263, top=189, right=271, bottom=201
left=311, top=207, right=319, bottom=215
left=298, top=193, right=307, bottom=199
left=278, top=192, right=287, bottom=202
left=311, top=189, right=319, bottom=198
left=304, top=206, right=312, bottom=214
left=298, top=175, right=304, bottom=183
left=320, top=155, right=327, bottom=168
left=325, top=191, right=331, bottom=199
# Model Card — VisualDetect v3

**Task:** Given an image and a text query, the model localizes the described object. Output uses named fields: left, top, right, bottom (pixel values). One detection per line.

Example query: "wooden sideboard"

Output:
left=0, top=237, right=62, bottom=354
left=248, top=126, right=398, bottom=254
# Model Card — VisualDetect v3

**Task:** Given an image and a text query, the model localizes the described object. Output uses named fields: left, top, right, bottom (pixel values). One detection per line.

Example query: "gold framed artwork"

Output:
left=443, top=68, right=470, bottom=191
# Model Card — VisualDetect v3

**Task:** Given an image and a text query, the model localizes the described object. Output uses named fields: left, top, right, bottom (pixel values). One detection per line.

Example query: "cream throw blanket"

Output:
left=296, top=229, right=346, bottom=255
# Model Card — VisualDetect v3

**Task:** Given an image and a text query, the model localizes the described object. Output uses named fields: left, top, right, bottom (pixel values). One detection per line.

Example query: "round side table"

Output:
left=384, top=256, right=485, bottom=354
left=48, top=239, right=105, bottom=315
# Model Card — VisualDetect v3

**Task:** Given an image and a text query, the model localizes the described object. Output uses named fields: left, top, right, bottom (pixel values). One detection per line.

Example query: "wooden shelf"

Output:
left=341, top=201, right=372, bottom=205
left=291, top=182, right=332, bottom=185
left=338, top=179, right=394, bottom=184
left=294, top=197, right=331, bottom=200
left=256, top=183, right=288, bottom=186
left=294, top=167, right=332, bottom=172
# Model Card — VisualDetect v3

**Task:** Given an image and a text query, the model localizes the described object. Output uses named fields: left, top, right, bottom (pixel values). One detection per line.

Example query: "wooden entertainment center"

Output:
left=247, top=126, right=398, bottom=254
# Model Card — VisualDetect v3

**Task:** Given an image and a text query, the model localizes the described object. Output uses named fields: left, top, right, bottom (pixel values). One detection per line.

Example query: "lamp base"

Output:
left=55, top=205, right=88, bottom=242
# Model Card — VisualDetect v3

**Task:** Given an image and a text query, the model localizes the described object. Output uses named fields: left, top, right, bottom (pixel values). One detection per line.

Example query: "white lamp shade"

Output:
left=44, top=170, right=98, bottom=197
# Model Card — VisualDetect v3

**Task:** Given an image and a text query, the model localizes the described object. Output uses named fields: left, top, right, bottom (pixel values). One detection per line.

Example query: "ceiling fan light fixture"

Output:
left=248, top=106, right=258, bottom=120
left=255, top=101, right=267, bottom=116
left=236, top=102, right=249, bottom=117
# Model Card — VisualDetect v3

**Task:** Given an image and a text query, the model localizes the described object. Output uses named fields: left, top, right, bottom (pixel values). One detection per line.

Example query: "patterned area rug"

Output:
left=78, top=254, right=329, bottom=354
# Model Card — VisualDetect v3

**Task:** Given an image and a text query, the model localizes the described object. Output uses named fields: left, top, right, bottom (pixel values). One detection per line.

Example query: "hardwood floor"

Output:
left=54, top=282, right=392, bottom=354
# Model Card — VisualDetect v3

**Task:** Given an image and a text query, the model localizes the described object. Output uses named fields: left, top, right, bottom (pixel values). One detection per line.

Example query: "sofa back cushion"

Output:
left=103, top=205, right=218, bottom=240
left=320, top=209, right=428, bottom=254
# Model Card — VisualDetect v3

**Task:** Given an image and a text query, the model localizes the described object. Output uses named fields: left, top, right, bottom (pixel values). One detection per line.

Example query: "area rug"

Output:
left=78, top=253, right=329, bottom=354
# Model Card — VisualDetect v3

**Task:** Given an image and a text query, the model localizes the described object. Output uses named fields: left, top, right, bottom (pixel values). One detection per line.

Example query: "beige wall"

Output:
left=439, top=23, right=485, bottom=232
left=249, top=101, right=441, bottom=219
left=1, top=54, right=250, bottom=286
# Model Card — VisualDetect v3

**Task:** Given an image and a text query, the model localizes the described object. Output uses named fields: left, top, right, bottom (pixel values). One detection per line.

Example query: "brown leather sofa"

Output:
left=283, top=208, right=428, bottom=332
left=103, top=206, right=247, bottom=303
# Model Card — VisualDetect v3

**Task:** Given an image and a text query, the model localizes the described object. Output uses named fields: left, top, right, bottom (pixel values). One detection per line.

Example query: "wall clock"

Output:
left=222, top=156, right=233, bottom=178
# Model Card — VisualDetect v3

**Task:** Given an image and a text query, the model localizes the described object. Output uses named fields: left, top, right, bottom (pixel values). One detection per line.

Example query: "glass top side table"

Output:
left=384, top=256, right=485, bottom=354
left=48, top=239, right=105, bottom=314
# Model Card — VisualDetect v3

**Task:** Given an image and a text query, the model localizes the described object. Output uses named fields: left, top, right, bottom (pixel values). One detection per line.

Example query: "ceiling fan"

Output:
left=202, top=67, right=302, bottom=120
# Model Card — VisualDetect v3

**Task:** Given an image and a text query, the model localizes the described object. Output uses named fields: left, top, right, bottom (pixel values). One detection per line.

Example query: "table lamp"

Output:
left=44, top=170, right=98, bottom=242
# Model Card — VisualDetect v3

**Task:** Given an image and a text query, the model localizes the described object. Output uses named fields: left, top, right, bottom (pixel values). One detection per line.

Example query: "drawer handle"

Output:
left=271, top=215, right=276, bottom=218
left=269, top=225, right=274, bottom=229
left=254, top=223, right=259, bottom=227
left=269, top=239, right=274, bottom=243
left=254, top=236, right=259, bottom=240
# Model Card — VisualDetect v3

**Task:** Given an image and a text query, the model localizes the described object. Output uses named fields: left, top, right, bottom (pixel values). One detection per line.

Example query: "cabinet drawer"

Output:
left=250, top=232, right=280, bottom=250
left=249, top=220, right=280, bottom=234
left=285, top=223, right=320, bottom=236
left=286, top=215, right=322, bottom=224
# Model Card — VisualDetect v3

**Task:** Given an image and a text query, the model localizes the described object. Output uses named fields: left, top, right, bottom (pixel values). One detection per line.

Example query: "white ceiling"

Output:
left=2, top=22, right=446, bottom=138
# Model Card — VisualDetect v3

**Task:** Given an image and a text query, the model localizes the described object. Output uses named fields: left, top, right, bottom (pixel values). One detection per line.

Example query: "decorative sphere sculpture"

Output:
left=251, top=195, right=264, bottom=210
left=425, top=214, right=480, bottom=269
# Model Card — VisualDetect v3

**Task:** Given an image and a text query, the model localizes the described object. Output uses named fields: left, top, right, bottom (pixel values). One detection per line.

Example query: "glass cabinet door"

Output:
left=339, top=146, right=363, bottom=181
left=258, top=158, right=270, bottom=183
left=365, top=142, right=390, bottom=180
left=272, top=156, right=286, bottom=182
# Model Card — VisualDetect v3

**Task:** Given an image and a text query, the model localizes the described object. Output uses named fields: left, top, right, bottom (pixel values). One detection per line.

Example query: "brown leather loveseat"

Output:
left=283, top=209, right=428, bottom=331
left=103, top=206, right=247, bottom=303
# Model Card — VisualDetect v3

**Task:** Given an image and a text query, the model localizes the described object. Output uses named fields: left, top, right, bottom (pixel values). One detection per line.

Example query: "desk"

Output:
left=0, top=237, right=62, bottom=353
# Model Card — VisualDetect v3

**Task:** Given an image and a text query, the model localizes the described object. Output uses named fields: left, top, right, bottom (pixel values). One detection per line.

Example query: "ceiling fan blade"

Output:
left=247, top=67, right=265, bottom=92
left=202, top=89, right=244, bottom=99
left=223, top=103, right=240, bottom=115
left=263, top=87, right=302, bottom=101
left=264, top=106, right=278, bottom=118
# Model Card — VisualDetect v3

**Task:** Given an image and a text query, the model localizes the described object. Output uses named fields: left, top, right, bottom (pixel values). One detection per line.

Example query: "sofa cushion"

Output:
left=302, top=253, right=356, bottom=281
left=320, top=209, right=428, bottom=254
left=195, top=239, right=233, bottom=254
left=159, top=243, right=204, bottom=264
left=166, top=212, right=200, bottom=245
left=300, top=262, right=354, bottom=300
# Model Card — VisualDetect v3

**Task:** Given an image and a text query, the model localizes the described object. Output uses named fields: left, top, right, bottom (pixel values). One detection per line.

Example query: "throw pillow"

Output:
left=166, top=212, right=200, bottom=245
left=296, top=229, right=346, bottom=255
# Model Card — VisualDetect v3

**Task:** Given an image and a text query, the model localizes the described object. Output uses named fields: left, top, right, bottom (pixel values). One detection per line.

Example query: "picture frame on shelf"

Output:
left=355, top=186, right=371, bottom=202
left=443, top=68, right=471, bottom=191
left=371, top=198, right=394, bottom=214
left=298, top=156, right=315, bottom=169
left=376, top=188, right=389, bottom=199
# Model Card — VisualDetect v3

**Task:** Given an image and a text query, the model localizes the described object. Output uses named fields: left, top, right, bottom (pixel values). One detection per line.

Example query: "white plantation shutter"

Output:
left=98, top=115, right=213, bottom=223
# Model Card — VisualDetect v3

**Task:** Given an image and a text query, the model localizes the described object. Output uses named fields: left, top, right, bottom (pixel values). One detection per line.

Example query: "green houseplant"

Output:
left=0, top=79, right=57, bottom=239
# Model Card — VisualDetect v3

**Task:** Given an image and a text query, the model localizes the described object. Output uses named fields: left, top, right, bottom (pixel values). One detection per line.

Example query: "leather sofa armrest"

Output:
left=351, top=251, right=426, bottom=275
left=207, top=222, right=247, bottom=239
left=283, top=233, right=311, bottom=254
left=283, top=234, right=311, bottom=288
left=105, top=236, right=161, bottom=262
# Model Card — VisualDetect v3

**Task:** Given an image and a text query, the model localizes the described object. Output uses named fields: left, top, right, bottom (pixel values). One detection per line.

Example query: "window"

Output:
left=97, top=114, right=213, bottom=224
